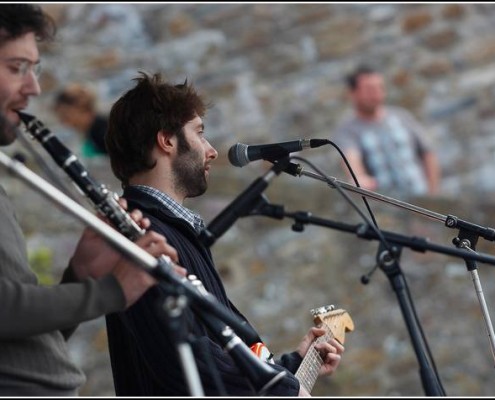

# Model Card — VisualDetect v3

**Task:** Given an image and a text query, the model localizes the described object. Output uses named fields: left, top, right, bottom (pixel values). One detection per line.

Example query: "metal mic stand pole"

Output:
left=452, top=228, right=495, bottom=366
left=162, top=295, right=205, bottom=396
left=372, top=242, right=445, bottom=396
left=298, top=169, right=495, bottom=367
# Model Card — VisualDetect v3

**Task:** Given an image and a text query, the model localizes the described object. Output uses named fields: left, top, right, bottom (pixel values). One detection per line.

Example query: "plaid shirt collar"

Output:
left=130, top=184, right=205, bottom=233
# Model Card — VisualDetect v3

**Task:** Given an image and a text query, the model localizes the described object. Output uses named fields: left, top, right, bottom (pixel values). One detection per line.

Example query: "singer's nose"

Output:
left=206, top=139, right=218, bottom=161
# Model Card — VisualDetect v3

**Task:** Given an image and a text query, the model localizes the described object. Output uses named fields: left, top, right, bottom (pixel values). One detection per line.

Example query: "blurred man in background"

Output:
left=333, top=64, right=441, bottom=197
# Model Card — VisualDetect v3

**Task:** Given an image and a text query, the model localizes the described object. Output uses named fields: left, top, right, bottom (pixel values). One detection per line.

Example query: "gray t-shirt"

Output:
left=333, top=106, right=432, bottom=196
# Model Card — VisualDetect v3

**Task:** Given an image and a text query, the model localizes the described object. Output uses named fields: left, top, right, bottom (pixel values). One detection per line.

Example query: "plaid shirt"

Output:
left=333, top=106, right=430, bottom=196
left=130, top=185, right=205, bottom=233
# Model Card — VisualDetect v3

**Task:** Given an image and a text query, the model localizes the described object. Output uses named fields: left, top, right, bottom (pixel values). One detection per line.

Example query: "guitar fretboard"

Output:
left=294, top=329, right=334, bottom=393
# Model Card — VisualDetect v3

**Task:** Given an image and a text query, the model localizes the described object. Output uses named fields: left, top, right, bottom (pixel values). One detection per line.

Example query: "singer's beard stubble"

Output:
left=0, top=112, right=20, bottom=146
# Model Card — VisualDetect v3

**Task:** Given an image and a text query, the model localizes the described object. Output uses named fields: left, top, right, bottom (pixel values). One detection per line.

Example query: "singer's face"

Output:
left=0, top=32, right=41, bottom=145
left=172, top=115, right=218, bottom=198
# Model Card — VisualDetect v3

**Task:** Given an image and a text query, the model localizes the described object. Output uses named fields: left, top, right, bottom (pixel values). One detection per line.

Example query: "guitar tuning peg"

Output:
left=310, top=304, right=335, bottom=316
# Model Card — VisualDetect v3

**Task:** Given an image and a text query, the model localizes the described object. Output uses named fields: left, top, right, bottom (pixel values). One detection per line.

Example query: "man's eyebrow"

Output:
left=1, top=57, right=40, bottom=64
left=193, top=120, right=204, bottom=131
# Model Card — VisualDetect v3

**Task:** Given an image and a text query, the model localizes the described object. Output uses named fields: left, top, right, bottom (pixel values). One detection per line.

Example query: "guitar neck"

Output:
left=294, top=330, right=333, bottom=394
left=294, top=306, right=354, bottom=394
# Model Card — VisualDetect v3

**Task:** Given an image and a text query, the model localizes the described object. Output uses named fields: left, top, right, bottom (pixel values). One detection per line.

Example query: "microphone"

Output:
left=228, top=139, right=329, bottom=167
left=199, top=162, right=286, bottom=247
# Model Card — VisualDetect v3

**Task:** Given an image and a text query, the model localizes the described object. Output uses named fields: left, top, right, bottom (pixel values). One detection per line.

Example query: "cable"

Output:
left=290, top=155, right=394, bottom=257
left=325, top=139, right=379, bottom=228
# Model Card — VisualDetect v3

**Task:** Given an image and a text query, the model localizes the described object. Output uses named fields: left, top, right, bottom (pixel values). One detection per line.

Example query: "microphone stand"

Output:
left=371, top=242, right=445, bottom=397
left=199, top=157, right=293, bottom=247
left=296, top=168, right=495, bottom=367
left=298, top=169, right=495, bottom=240
left=161, top=294, right=205, bottom=396
left=250, top=196, right=495, bottom=396
left=250, top=198, right=495, bottom=266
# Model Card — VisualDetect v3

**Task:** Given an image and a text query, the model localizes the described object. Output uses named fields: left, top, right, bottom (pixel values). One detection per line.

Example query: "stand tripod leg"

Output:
left=469, top=268, right=495, bottom=366
left=455, top=235, right=495, bottom=368
left=375, top=243, right=445, bottom=396
left=163, top=295, right=205, bottom=396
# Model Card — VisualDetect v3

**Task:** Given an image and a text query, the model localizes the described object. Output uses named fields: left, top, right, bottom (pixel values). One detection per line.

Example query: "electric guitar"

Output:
left=295, top=305, right=354, bottom=394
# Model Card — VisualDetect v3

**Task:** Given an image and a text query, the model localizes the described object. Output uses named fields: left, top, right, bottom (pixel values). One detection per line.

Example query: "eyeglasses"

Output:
left=0, top=57, right=42, bottom=79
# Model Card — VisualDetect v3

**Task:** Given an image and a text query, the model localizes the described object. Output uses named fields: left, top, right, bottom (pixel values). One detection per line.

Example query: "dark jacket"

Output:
left=105, top=186, right=301, bottom=396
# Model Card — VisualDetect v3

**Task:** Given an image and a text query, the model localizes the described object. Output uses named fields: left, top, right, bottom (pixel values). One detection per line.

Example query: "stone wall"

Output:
left=2, top=3, right=495, bottom=396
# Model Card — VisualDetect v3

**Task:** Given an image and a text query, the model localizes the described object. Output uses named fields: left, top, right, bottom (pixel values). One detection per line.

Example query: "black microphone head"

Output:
left=228, top=143, right=249, bottom=167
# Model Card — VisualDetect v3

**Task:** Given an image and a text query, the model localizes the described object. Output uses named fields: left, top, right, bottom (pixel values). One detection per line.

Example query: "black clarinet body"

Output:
left=188, top=275, right=287, bottom=395
left=200, top=313, right=287, bottom=394
left=17, top=111, right=287, bottom=395
left=17, top=111, right=144, bottom=241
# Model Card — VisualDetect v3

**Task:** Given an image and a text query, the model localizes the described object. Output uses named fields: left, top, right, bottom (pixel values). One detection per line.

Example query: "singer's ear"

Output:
left=156, top=130, right=174, bottom=154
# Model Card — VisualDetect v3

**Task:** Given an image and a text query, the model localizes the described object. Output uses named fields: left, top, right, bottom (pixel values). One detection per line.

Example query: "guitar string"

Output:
left=295, top=315, right=339, bottom=391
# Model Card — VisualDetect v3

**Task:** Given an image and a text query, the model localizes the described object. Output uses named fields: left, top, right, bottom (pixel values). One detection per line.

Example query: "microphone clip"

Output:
left=273, top=159, right=302, bottom=177
left=199, top=157, right=290, bottom=248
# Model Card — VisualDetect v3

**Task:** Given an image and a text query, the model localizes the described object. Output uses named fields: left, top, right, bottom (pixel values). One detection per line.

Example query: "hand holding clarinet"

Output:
left=71, top=197, right=186, bottom=308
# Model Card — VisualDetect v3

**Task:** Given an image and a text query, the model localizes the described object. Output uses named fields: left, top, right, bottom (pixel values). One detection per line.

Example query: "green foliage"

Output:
left=28, top=246, right=55, bottom=285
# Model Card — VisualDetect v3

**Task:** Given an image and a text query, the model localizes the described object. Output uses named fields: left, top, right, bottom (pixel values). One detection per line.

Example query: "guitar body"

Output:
left=295, top=305, right=354, bottom=394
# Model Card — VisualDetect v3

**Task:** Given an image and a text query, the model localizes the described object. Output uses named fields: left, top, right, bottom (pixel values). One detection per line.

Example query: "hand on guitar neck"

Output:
left=295, top=305, right=354, bottom=396
left=296, top=328, right=345, bottom=396
left=248, top=304, right=353, bottom=396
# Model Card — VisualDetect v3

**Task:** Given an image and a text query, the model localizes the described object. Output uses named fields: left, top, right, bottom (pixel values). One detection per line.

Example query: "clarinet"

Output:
left=17, top=111, right=287, bottom=395
left=17, top=111, right=144, bottom=240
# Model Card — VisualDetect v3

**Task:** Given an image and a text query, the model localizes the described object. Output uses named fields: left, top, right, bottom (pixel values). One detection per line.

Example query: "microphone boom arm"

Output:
left=251, top=200, right=495, bottom=267
left=298, top=169, right=495, bottom=242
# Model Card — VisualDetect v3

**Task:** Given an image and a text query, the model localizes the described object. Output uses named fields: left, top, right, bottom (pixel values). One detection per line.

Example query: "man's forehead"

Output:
left=187, top=115, right=203, bottom=127
left=358, top=73, right=382, bottom=82
left=0, top=32, right=39, bottom=57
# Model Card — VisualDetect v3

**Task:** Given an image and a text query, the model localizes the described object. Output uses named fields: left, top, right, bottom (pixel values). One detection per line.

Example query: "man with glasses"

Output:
left=0, top=58, right=41, bottom=79
left=0, top=4, right=183, bottom=395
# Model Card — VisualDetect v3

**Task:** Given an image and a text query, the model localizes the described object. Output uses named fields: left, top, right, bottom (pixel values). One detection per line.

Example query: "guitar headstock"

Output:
left=310, top=304, right=354, bottom=344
